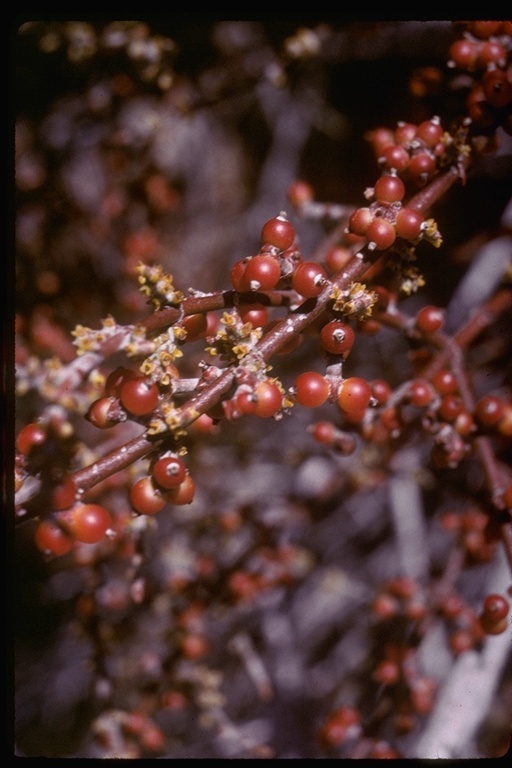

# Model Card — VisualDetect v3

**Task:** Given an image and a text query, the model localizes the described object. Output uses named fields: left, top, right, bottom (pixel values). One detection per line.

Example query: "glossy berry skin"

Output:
left=260, top=215, right=295, bottom=251
left=348, top=206, right=373, bottom=236
left=481, top=593, right=509, bottom=622
left=292, top=261, right=328, bottom=298
left=60, top=503, right=112, bottom=544
left=16, top=422, right=47, bottom=456
left=104, top=366, right=139, bottom=397
left=166, top=475, right=196, bottom=505
left=374, top=173, right=405, bottom=203
left=415, top=118, right=443, bottom=148
left=294, top=372, right=330, bottom=407
left=35, top=519, right=74, bottom=556
left=431, top=368, right=458, bottom=395
left=253, top=380, right=283, bottom=418
left=152, top=456, right=187, bottom=490
left=395, top=208, right=424, bottom=240
left=130, top=476, right=167, bottom=515
left=415, top=305, right=444, bottom=334
left=120, top=376, right=159, bottom=416
left=320, top=320, right=355, bottom=357
left=86, top=396, right=120, bottom=428
left=474, top=395, right=505, bottom=427
left=238, top=302, right=268, bottom=327
left=240, top=254, right=281, bottom=291
left=366, top=218, right=396, bottom=250
left=338, top=377, right=372, bottom=414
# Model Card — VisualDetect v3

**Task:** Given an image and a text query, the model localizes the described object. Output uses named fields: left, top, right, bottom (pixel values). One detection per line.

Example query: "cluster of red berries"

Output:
left=367, top=116, right=445, bottom=187
left=230, top=212, right=330, bottom=300
left=347, top=169, right=426, bottom=251
left=448, top=21, right=512, bottom=135
left=87, top=365, right=160, bottom=426
left=129, top=457, right=195, bottom=516
left=439, top=507, right=501, bottom=565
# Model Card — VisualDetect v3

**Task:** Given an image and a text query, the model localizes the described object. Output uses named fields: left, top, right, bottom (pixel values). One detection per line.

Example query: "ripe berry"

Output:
left=240, top=254, right=281, bottom=291
left=292, top=261, right=328, bottom=298
left=482, top=68, right=512, bottom=108
left=50, top=476, right=77, bottom=510
left=152, top=455, right=187, bottom=490
left=365, top=217, right=396, bottom=250
left=16, top=422, right=47, bottom=456
left=104, top=366, right=139, bottom=397
left=166, top=475, right=196, bottom=505
left=238, top=302, right=268, bottom=327
left=407, top=151, right=436, bottom=185
left=260, top=214, right=295, bottom=251
left=338, top=377, right=372, bottom=414
left=379, top=143, right=410, bottom=172
left=448, top=38, right=478, bottom=70
left=431, top=368, right=458, bottom=395
left=253, top=380, right=283, bottom=418
left=120, top=376, right=159, bottom=416
left=294, top=372, right=330, bottom=408
left=287, top=180, right=314, bottom=207
left=415, top=305, right=444, bottom=334
left=395, top=207, right=424, bottom=240
left=86, top=396, right=121, bottom=428
left=320, top=320, right=355, bottom=357
left=474, top=394, right=505, bottom=427
left=60, top=503, right=112, bottom=544
left=130, top=476, right=167, bottom=515
left=415, top=117, right=443, bottom=148
left=35, top=519, right=74, bottom=556
left=481, top=593, right=509, bottom=623
left=407, top=378, right=435, bottom=407
left=181, top=313, right=208, bottom=341
left=348, top=206, right=373, bottom=237
left=374, top=172, right=405, bottom=203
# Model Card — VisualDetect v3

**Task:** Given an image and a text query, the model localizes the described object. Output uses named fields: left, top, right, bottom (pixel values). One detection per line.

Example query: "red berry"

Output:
left=86, top=396, right=121, bottom=428
left=407, top=378, right=435, bottom=407
left=292, top=261, right=328, bottom=298
left=130, top=476, right=167, bottom=515
left=320, top=320, right=355, bottom=357
left=338, top=377, right=372, bottom=414
left=16, top=422, right=47, bottom=456
left=104, top=366, right=139, bottom=397
left=415, top=305, right=444, bottom=334
left=365, top=218, right=396, bottom=250
left=238, top=302, right=268, bottom=328
left=394, top=121, right=417, bottom=145
left=431, top=368, right=458, bottom=395
left=34, top=519, right=74, bottom=556
left=438, top=394, right=464, bottom=423
left=371, top=379, right=392, bottom=405
left=152, top=455, right=187, bottom=490
left=474, top=394, right=505, bottom=427
left=467, top=21, right=503, bottom=39
left=60, top=503, right=112, bottom=544
left=50, top=476, right=77, bottom=510
left=395, top=207, right=424, bottom=240
left=230, top=258, right=250, bottom=291
left=379, top=143, right=410, bottom=172
left=374, top=172, right=405, bottom=203
left=448, top=38, right=478, bottom=70
left=324, top=245, right=352, bottom=273
left=482, top=68, right=512, bottom=108
left=407, top=151, right=436, bottom=185
left=481, top=593, right=509, bottom=622
left=241, top=254, right=281, bottom=291
left=260, top=214, right=295, bottom=251
left=348, top=206, right=373, bottom=237
left=166, top=475, right=196, bottom=505
left=294, top=372, right=330, bottom=407
left=287, top=180, right=314, bottom=207
left=253, top=380, right=283, bottom=418
left=181, top=313, right=208, bottom=341
left=120, top=376, right=159, bottom=416
left=415, top=118, right=443, bottom=148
